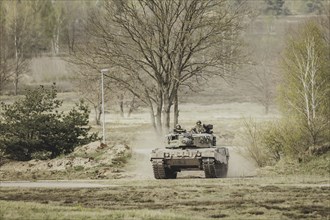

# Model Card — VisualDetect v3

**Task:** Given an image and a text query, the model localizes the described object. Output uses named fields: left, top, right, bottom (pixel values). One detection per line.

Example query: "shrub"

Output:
left=260, top=119, right=309, bottom=160
left=240, top=118, right=312, bottom=167
left=0, top=84, right=98, bottom=161
left=240, top=118, right=272, bottom=167
left=244, top=20, right=330, bottom=170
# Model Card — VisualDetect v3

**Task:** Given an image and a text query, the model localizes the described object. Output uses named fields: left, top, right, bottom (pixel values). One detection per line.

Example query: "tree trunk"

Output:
left=14, top=3, right=19, bottom=96
left=148, top=103, right=157, bottom=131
left=163, top=100, right=171, bottom=133
left=156, top=105, right=162, bottom=134
left=265, top=104, right=269, bottom=115
left=162, top=87, right=172, bottom=132
left=119, top=94, right=124, bottom=118
left=173, top=91, right=179, bottom=127
left=53, top=16, right=61, bottom=55
left=96, top=102, right=102, bottom=125
left=127, top=95, right=136, bottom=118
left=155, top=89, right=163, bottom=133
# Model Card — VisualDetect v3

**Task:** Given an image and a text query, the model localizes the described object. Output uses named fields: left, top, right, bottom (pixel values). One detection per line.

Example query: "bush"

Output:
left=243, top=118, right=326, bottom=167
left=240, top=118, right=273, bottom=167
left=261, top=119, right=310, bottom=159
left=0, top=84, right=98, bottom=161
left=240, top=118, right=311, bottom=167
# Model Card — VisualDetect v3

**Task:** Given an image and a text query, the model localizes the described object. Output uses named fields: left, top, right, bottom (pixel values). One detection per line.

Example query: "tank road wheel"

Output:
left=152, top=159, right=166, bottom=179
left=214, top=164, right=222, bottom=178
left=152, top=159, right=177, bottom=179
left=221, top=163, right=228, bottom=178
left=202, top=158, right=216, bottom=178
left=203, top=159, right=228, bottom=178
left=215, top=163, right=228, bottom=178
left=165, top=168, right=177, bottom=179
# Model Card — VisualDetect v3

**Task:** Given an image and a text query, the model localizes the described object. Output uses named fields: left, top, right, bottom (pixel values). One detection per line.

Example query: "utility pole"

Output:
left=100, top=69, right=109, bottom=144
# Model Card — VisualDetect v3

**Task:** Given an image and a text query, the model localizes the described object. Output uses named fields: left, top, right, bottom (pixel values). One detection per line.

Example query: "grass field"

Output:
left=0, top=176, right=329, bottom=220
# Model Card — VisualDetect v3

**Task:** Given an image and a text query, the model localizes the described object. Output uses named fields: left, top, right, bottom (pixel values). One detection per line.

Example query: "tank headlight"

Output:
left=196, top=152, right=201, bottom=157
left=164, top=153, right=170, bottom=157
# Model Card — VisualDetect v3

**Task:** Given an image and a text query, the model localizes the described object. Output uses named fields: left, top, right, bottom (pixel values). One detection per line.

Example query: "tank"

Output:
left=150, top=124, right=229, bottom=179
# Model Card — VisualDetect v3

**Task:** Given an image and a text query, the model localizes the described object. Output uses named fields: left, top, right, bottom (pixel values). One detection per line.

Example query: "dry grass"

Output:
left=0, top=176, right=329, bottom=220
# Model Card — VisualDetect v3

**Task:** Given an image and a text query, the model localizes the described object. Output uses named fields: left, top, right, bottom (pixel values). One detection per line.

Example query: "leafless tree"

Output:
left=75, top=73, right=103, bottom=125
left=5, top=0, right=32, bottom=95
left=71, top=0, right=250, bottom=132
left=244, top=56, right=277, bottom=114
left=240, top=16, right=282, bottom=114
left=73, top=64, right=139, bottom=124
left=116, top=91, right=140, bottom=118
left=281, top=21, right=329, bottom=145
left=0, top=2, right=12, bottom=94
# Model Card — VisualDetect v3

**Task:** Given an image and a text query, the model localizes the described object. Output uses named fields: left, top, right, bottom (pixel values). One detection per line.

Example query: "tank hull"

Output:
left=151, top=147, right=229, bottom=179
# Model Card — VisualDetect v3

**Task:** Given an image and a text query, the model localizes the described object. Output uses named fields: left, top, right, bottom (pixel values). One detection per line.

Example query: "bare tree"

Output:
left=75, top=73, right=103, bottom=125
left=241, top=16, right=282, bottom=114
left=246, top=63, right=273, bottom=114
left=71, top=0, right=250, bottom=132
left=281, top=21, right=329, bottom=145
left=244, top=54, right=278, bottom=114
left=0, top=1, right=13, bottom=94
left=116, top=91, right=140, bottom=118
left=5, top=0, right=32, bottom=95
left=73, top=65, right=138, bottom=124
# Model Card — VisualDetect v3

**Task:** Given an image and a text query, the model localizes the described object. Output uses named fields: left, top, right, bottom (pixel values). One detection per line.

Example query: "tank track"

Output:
left=152, top=159, right=166, bottom=179
left=202, top=158, right=227, bottom=178
left=203, top=158, right=216, bottom=178
left=152, top=159, right=177, bottom=179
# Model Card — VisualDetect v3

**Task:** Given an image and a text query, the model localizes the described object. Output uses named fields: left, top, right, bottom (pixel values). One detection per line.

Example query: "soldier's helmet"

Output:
left=196, top=120, right=202, bottom=125
left=176, top=124, right=181, bottom=129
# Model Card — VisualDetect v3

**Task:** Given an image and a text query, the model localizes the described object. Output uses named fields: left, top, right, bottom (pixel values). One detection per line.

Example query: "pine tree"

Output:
left=0, top=84, right=98, bottom=161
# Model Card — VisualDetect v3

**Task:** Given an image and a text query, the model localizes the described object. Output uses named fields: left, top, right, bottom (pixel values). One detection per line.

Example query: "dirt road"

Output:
left=122, top=127, right=257, bottom=179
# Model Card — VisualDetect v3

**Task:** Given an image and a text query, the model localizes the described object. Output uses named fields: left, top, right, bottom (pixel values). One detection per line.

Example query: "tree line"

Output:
left=70, top=0, right=251, bottom=132
left=242, top=16, right=329, bottom=167
left=0, top=0, right=327, bottom=130
left=0, top=0, right=328, bottom=162
left=0, top=0, right=94, bottom=95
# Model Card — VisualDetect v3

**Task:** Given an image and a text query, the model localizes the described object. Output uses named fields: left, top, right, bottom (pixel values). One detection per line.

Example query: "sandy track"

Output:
left=124, top=128, right=257, bottom=179
left=0, top=127, right=257, bottom=187
left=124, top=146, right=257, bottom=179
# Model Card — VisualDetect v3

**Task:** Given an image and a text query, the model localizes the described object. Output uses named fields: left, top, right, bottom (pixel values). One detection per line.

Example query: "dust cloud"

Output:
left=226, top=146, right=257, bottom=177
left=124, top=129, right=162, bottom=179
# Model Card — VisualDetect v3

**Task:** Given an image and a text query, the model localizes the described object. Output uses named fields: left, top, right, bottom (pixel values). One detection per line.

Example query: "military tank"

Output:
left=150, top=124, right=229, bottom=179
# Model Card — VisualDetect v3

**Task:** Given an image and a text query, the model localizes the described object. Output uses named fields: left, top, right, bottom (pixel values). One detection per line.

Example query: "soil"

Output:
left=0, top=142, right=132, bottom=181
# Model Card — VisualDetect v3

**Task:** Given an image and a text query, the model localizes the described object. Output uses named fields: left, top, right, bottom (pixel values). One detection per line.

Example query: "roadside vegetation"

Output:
left=0, top=140, right=132, bottom=181
left=240, top=19, right=330, bottom=176
left=0, top=84, right=98, bottom=161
